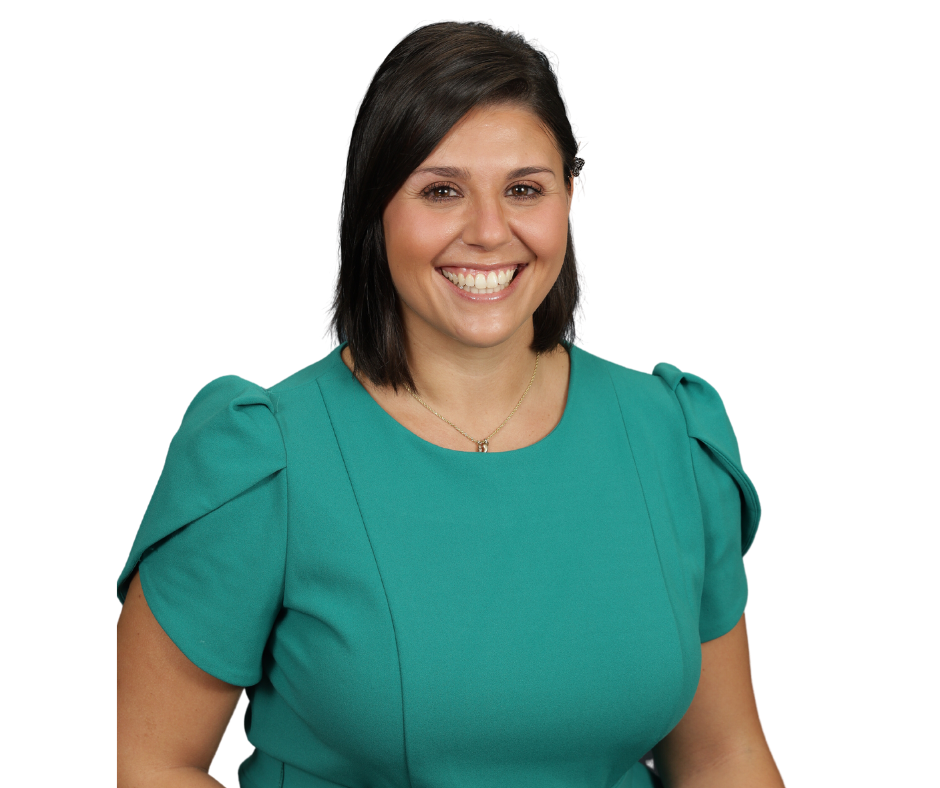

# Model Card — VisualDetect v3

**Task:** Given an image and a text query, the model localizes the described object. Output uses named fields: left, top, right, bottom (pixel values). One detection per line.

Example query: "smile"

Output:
left=438, top=266, right=520, bottom=294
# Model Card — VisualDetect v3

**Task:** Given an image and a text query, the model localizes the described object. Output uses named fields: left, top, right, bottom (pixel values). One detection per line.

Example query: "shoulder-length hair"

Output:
left=330, top=21, right=582, bottom=392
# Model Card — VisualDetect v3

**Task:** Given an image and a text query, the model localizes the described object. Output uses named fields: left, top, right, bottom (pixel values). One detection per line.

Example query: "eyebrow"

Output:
left=412, top=165, right=556, bottom=180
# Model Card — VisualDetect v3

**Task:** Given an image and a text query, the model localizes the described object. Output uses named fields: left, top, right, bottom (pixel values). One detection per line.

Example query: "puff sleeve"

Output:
left=116, top=376, right=288, bottom=686
left=654, top=363, right=761, bottom=643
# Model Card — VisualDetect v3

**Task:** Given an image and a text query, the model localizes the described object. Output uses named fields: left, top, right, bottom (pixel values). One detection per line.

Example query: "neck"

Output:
left=403, top=321, right=541, bottom=432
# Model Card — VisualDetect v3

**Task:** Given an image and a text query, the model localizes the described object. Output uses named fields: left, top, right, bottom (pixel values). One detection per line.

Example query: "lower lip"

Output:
left=438, top=266, right=526, bottom=302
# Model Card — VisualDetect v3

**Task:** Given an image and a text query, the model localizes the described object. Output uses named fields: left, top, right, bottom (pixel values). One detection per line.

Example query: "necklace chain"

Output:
left=407, top=352, right=540, bottom=452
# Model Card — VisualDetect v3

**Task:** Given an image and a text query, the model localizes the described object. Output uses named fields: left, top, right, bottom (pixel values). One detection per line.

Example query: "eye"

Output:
left=509, top=183, right=542, bottom=200
left=421, top=183, right=542, bottom=202
left=421, top=183, right=456, bottom=202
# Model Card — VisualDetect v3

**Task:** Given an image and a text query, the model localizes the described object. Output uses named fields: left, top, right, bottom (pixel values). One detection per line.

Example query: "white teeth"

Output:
left=441, top=267, right=520, bottom=294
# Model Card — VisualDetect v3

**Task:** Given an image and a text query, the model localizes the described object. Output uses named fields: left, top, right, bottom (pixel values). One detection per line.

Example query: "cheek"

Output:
left=513, top=202, right=570, bottom=267
left=383, top=202, right=458, bottom=277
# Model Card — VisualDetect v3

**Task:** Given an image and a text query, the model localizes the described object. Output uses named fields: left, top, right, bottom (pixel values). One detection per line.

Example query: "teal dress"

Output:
left=117, top=343, right=760, bottom=788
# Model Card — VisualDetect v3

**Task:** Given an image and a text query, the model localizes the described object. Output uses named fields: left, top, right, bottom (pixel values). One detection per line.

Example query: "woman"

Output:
left=117, top=21, right=784, bottom=788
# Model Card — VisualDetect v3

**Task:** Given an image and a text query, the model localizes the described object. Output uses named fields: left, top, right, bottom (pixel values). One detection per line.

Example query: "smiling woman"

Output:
left=328, top=24, right=585, bottom=455
left=384, top=106, right=570, bottom=338
left=117, top=21, right=783, bottom=788
left=359, top=102, right=577, bottom=453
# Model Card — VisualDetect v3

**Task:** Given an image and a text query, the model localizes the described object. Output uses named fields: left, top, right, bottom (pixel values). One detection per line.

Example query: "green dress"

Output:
left=117, top=343, right=760, bottom=788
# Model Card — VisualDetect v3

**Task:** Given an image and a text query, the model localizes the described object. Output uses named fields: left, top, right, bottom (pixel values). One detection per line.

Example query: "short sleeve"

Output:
left=116, top=376, right=288, bottom=686
left=653, top=363, right=761, bottom=643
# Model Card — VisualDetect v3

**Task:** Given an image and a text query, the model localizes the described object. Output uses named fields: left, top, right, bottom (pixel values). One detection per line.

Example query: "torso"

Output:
left=341, top=343, right=571, bottom=453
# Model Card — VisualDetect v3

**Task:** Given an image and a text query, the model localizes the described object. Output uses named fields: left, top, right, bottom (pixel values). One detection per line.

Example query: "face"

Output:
left=382, top=104, right=572, bottom=351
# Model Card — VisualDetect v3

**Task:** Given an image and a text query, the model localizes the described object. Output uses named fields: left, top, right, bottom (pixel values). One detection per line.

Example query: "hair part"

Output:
left=330, top=21, right=582, bottom=392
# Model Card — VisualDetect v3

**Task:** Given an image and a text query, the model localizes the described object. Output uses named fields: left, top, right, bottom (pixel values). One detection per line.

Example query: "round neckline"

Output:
left=332, top=342, right=577, bottom=459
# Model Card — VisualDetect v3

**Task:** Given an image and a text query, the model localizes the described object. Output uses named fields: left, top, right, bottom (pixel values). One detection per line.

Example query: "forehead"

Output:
left=421, top=104, right=561, bottom=167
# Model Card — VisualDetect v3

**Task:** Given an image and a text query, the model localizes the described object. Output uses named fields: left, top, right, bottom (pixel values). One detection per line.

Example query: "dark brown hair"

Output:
left=330, top=21, right=581, bottom=391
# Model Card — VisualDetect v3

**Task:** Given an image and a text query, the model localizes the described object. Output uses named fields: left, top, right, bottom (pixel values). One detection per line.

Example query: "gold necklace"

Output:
left=408, top=351, right=542, bottom=452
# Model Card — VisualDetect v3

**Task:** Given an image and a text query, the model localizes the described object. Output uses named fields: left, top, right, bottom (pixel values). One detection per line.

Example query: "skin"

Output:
left=346, top=106, right=574, bottom=436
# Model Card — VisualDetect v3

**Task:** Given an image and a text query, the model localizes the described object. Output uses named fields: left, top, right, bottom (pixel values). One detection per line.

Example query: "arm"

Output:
left=653, top=614, right=784, bottom=788
left=663, top=748, right=787, bottom=788
left=130, top=767, right=225, bottom=788
left=117, top=570, right=243, bottom=788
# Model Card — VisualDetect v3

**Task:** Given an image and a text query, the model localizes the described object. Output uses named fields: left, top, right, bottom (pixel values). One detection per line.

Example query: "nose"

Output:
left=460, top=194, right=513, bottom=250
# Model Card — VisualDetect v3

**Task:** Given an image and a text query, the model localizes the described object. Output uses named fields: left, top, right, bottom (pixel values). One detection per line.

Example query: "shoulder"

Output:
left=571, top=346, right=682, bottom=416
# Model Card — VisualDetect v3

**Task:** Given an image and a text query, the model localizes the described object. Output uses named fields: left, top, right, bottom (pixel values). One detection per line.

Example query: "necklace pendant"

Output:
left=478, top=439, right=488, bottom=453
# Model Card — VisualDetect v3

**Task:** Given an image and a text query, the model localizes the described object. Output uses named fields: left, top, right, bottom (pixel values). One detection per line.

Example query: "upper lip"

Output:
left=436, top=262, right=525, bottom=271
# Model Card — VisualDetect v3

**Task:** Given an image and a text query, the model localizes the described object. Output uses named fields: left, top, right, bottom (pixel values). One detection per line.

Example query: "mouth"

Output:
left=437, top=264, right=524, bottom=295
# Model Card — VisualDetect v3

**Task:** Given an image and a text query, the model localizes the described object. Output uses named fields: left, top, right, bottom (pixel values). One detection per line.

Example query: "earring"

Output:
left=571, top=157, right=585, bottom=177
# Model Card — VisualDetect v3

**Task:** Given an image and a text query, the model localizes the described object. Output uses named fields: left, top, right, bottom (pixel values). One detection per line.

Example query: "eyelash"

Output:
left=420, top=181, right=544, bottom=202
